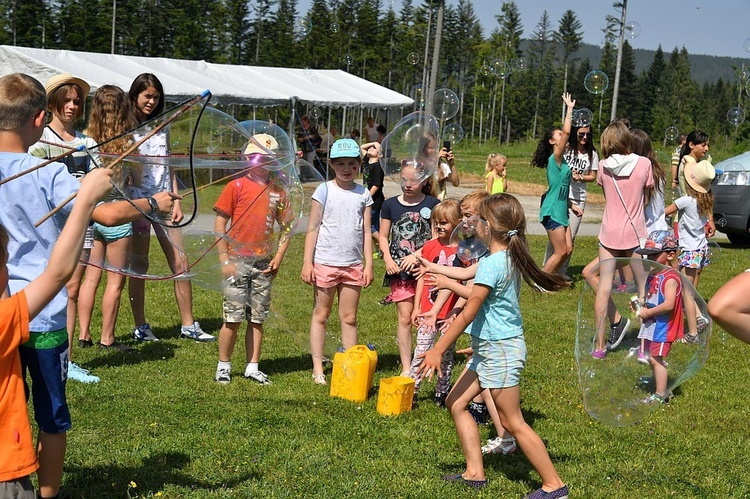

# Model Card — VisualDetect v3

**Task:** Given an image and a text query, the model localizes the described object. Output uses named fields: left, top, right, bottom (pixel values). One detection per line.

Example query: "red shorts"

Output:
left=389, top=280, right=417, bottom=302
left=313, top=263, right=365, bottom=289
left=644, top=339, right=672, bottom=358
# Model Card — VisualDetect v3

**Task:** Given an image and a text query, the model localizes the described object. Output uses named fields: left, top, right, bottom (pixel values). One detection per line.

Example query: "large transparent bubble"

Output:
left=584, top=70, right=609, bottom=95
left=450, top=217, right=489, bottom=265
left=442, top=123, right=464, bottom=144
left=430, top=88, right=460, bottom=121
left=380, top=112, right=440, bottom=185
left=75, top=102, right=316, bottom=290
left=665, top=125, right=679, bottom=142
left=576, top=257, right=711, bottom=427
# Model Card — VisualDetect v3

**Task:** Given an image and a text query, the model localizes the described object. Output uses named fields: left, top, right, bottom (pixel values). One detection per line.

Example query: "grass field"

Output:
left=56, top=229, right=750, bottom=498
left=29, top=135, right=750, bottom=498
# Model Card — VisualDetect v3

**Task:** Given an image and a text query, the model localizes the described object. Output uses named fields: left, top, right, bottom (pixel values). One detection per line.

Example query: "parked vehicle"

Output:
left=713, top=151, right=750, bottom=245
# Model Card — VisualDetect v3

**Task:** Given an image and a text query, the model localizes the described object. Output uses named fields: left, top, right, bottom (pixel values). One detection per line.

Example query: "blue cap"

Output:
left=329, top=138, right=360, bottom=159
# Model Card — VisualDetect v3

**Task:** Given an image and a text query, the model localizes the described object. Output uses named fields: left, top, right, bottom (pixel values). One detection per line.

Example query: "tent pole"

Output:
left=326, top=107, right=333, bottom=180
left=289, top=98, right=297, bottom=170
left=342, top=106, right=348, bottom=141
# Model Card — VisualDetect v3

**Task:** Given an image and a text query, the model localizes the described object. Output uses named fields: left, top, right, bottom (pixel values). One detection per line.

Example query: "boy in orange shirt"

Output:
left=212, top=134, right=292, bottom=385
left=0, top=169, right=112, bottom=498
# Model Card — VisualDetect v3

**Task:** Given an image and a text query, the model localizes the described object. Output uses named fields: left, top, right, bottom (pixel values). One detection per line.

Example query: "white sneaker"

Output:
left=180, top=321, right=215, bottom=342
left=67, top=362, right=100, bottom=384
left=215, top=367, right=231, bottom=384
left=132, top=323, right=160, bottom=342
left=244, top=370, right=271, bottom=385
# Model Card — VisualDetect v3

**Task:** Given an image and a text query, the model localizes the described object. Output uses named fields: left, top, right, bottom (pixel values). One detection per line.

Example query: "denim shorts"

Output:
left=20, top=336, right=72, bottom=433
left=467, top=334, right=526, bottom=389
left=541, top=216, right=564, bottom=231
left=371, top=209, right=381, bottom=233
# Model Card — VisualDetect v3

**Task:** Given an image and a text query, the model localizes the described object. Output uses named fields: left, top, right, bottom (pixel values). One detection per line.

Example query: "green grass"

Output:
left=53, top=232, right=750, bottom=498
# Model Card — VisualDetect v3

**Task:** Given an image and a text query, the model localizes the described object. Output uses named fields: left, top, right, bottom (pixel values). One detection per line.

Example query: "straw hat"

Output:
left=44, top=73, right=90, bottom=100
left=243, top=133, right=279, bottom=155
left=684, top=159, right=715, bottom=194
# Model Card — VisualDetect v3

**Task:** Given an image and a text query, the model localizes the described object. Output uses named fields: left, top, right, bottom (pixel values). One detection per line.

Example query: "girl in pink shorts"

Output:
left=301, top=139, right=374, bottom=385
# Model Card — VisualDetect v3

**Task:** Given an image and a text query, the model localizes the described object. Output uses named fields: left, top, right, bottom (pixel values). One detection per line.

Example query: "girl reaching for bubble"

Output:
left=532, top=92, right=582, bottom=275
left=417, top=193, right=569, bottom=497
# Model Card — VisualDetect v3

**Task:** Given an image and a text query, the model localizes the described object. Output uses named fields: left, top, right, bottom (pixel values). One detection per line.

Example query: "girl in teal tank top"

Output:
left=531, top=92, right=582, bottom=274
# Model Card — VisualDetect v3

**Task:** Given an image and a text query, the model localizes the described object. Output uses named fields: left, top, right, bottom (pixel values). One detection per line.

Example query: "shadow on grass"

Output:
left=64, top=451, right=258, bottom=497
left=82, top=341, right=179, bottom=369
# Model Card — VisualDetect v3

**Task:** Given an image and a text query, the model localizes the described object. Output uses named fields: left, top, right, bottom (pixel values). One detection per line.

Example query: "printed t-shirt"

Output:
left=419, top=238, right=459, bottom=320
left=381, top=194, right=439, bottom=283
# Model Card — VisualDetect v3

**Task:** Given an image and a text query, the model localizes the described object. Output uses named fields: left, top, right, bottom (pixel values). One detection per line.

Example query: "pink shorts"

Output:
left=389, top=280, right=417, bottom=302
left=314, top=263, right=365, bottom=289
left=644, top=339, right=672, bottom=358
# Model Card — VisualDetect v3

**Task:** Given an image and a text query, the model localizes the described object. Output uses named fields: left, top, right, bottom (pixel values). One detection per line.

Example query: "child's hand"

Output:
left=153, top=191, right=183, bottom=215
left=384, top=257, right=400, bottom=275
left=412, top=256, right=434, bottom=279
left=78, top=168, right=114, bottom=203
left=419, top=310, right=437, bottom=330
left=571, top=203, right=583, bottom=218
left=300, top=262, right=315, bottom=285
left=221, top=262, right=237, bottom=279
left=455, top=346, right=474, bottom=357
left=264, top=255, right=283, bottom=274
left=416, top=349, right=443, bottom=381
left=562, top=92, right=575, bottom=110
left=363, top=266, right=374, bottom=287
left=424, top=273, right=451, bottom=290
left=399, top=253, right=418, bottom=272
left=171, top=200, right=184, bottom=225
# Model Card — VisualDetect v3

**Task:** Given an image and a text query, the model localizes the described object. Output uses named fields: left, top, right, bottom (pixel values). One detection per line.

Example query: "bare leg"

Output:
left=337, top=284, right=363, bottom=349
left=99, top=237, right=130, bottom=345
left=396, top=299, right=415, bottom=372
left=37, top=431, right=66, bottom=499
left=218, top=322, right=241, bottom=362
left=246, top=322, right=263, bottom=363
left=543, top=226, right=572, bottom=274
left=310, top=286, right=336, bottom=376
left=491, top=386, right=565, bottom=493
left=156, top=226, right=194, bottom=326
left=708, top=272, right=750, bottom=343
left=651, top=356, right=669, bottom=398
left=445, top=370, right=485, bottom=480
left=481, top=388, right=513, bottom=440
left=65, top=249, right=89, bottom=356
left=128, top=230, right=151, bottom=326
left=78, top=242, right=104, bottom=344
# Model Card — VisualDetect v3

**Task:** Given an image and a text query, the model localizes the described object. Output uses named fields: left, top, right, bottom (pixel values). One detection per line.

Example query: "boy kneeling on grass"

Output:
left=0, top=169, right=113, bottom=498
left=633, top=230, right=684, bottom=404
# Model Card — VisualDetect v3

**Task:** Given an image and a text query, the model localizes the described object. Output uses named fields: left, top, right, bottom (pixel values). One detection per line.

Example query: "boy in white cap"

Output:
left=213, top=133, right=291, bottom=384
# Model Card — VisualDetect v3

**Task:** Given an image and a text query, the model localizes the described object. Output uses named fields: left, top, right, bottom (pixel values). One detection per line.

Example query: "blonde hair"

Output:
left=431, top=199, right=461, bottom=230
left=485, top=153, right=506, bottom=173
left=685, top=182, right=714, bottom=217
left=600, top=121, right=632, bottom=158
left=0, top=73, right=46, bottom=130
left=460, top=190, right=489, bottom=214
left=86, top=85, right=141, bottom=189
left=480, top=194, right=569, bottom=292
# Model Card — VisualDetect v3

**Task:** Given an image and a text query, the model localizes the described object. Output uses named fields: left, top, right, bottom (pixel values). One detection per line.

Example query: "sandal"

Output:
left=312, top=373, right=327, bottom=385
left=481, top=436, right=518, bottom=455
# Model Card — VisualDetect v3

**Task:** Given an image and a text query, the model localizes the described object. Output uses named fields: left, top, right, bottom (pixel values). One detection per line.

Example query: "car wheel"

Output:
left=726, top=231, right=750, bottom=246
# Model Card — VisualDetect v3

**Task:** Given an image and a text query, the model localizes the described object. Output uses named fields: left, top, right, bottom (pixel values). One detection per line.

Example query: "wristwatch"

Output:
left=147, top=196, right=159, bottom=215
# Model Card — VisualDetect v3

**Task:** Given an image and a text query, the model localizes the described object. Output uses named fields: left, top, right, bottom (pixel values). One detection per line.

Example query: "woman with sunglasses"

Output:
left=542, top=124, right=598, bottom=280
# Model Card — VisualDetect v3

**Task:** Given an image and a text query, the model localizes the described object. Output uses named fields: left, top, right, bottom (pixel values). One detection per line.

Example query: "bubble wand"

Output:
left=34, top=90, right=211, bottom=227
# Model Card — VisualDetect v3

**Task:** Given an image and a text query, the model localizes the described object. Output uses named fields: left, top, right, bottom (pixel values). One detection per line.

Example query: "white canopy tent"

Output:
left=0, top=45, right=413, bottom=108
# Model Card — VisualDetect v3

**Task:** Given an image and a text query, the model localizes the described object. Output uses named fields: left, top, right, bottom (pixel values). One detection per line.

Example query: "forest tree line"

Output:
left=2, top=0, right=748, bottom=146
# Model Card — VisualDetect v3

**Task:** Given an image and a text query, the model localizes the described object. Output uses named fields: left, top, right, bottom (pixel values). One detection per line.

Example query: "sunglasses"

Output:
left=577, top=132, right=591, bottom=139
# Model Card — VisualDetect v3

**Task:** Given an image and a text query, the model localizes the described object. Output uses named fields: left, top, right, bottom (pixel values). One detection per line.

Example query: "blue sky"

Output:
left=297, top=0, right=750, bottom=59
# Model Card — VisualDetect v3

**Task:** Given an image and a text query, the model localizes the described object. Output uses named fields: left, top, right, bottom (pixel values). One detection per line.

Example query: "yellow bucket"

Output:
left=376, top=376, right=415, bottom=416
left=330, top=345, right=378, bottom=402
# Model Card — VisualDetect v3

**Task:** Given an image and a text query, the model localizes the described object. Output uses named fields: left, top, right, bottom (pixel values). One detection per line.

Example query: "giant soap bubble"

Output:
left=380, top=112, right=440, bottom=186
left=727, top=107, right=745, bottom=126
left=572, top=108, right=593, bottom=127
left=442, top=123, right=465, bottom=144
left=450, top=217, right=489, bottom=265
left=665, top=125, right=679, bottom=142
left=584, top=70, right=609, bottom=95
left=489, top=59, right=511, bottom=79
left=576, top=257, right=710, bottom=426
left=431, top=88, right=460, bottom=121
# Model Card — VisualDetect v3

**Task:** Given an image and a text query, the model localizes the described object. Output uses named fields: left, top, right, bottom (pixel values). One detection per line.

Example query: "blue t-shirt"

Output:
left=0, top=153, right=80, bottom=332
left=470, top=250, right=524, bottom=341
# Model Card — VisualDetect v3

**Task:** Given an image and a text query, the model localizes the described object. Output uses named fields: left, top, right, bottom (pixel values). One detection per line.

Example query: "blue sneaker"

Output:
left=132, top=323, right=160, bottom=342
left=67, top=362, right=100, bottom=384
left=524, top=485, right=569, bottom=499
left=180, top=322, right=215, bottom=342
